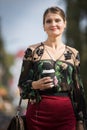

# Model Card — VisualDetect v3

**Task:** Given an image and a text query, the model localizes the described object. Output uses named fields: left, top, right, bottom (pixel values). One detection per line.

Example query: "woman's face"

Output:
left=43, top=12, right=66, bottom=37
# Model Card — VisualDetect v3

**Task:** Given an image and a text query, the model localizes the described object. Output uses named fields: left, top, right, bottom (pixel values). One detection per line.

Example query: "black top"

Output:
left=18, top=43, right=87, bottom=122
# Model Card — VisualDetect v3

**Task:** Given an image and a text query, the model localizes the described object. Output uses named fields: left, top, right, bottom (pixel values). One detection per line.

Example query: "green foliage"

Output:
left=0, top=35, right=14, bottom=87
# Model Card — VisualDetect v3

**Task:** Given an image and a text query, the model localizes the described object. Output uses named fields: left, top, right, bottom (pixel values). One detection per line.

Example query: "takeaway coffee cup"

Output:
left=41, top=69, right=58, bottom=87
left=41, top=69, right=55, bottom=79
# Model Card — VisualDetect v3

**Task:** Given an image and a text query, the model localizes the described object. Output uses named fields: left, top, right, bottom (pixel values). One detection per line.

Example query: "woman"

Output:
left=18, top=6, right=87, bottom=130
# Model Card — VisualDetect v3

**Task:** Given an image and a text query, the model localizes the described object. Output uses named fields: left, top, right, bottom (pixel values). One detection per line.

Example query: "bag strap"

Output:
left=16, top=96, right=22, bottom=116
left=16, top=96, right=29, bottom=116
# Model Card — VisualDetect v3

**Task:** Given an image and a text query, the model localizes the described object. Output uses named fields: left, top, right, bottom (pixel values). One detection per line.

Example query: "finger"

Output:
left=40, top=82, right=54, bottom=90
left=44, top=82, right=54, bottom=88
left=42, top=77, right=53, bottom=83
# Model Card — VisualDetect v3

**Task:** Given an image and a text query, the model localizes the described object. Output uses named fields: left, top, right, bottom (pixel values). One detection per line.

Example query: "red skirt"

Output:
left=26, top=96, right=76, bottom=130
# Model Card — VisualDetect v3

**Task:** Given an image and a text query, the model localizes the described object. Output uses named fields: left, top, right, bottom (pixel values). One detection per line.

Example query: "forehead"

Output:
left=45, top=12, right=63, bottom=19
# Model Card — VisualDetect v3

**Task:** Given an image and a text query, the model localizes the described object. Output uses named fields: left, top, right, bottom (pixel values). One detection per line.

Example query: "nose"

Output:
left=51, top=20, right=56, bottom=26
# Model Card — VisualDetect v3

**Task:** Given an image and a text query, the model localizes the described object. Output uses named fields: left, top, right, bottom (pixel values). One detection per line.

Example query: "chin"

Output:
left=50, top=33, right=61, bottom=37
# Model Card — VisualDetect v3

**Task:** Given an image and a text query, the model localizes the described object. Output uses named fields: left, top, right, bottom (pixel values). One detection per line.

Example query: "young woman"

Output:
left=18, top=6, right=87, bottom=130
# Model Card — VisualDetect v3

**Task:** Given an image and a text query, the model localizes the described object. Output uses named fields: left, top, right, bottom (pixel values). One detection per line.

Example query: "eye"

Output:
left=45, top=19, right=52, bottom=24
left=55, top=19, right=61, bottom=22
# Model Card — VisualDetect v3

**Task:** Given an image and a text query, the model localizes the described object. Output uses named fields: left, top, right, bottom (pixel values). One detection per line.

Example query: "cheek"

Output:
left=58, top=22, right=65, bottom=28
left=59, top=21, right=66, bottom=28
left=58, top=23, right=66, bottom=31
left=43, top=25, right=49, bottom=31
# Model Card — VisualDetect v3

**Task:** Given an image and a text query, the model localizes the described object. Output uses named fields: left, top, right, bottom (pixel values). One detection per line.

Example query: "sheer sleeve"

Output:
left=72, top=52, right=87, bottom=123
left=18, top=46, right=42, bottom=103
left=18, top=47, right=34, bottom=99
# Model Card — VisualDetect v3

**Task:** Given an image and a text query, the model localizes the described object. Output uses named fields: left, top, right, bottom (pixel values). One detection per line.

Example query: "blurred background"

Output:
left=0, top=0, right=87, bottom=129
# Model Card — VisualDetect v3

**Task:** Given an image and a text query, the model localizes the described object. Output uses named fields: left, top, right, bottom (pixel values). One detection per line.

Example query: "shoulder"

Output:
left=27, top=43, right=42, bottom=51
left=66, top=45, right=80, bottom=65
left=24, top=42, right=43, bottom=60
left=66, top=45, right=79, bottom=57
left=25, top=42, right=42, bottom=55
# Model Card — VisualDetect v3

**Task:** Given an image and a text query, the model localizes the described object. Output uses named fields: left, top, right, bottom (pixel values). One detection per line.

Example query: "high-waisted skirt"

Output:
left=26, top=95, right=76, bottom=130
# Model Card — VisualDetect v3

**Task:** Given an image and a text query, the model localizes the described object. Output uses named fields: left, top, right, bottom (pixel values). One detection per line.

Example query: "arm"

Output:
left=18, top=48, right=34, bottom=99
left=18, top=47, right=53, bottom=103
left=73, top=52, right=87, bottom=129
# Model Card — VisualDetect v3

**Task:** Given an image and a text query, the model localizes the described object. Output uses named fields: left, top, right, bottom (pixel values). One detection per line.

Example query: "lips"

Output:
left=50, top=27, right=57, bottom=31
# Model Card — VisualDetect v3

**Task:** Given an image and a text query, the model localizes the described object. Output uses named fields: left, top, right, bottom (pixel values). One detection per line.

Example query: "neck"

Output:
left=44, top=36, right=63, bottom=49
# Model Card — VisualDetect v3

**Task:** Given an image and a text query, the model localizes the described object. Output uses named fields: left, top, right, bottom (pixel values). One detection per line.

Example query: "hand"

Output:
left=76, top=122, right=84, bottom=130
left=32, top=77, right=54, bottom=90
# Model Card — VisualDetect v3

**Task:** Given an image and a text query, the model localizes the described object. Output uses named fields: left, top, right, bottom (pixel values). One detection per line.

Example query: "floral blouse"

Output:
left=18, top=43, right=87, bottom=122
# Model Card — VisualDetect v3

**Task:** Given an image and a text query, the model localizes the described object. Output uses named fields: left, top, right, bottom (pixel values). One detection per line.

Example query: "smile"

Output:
left=50, top=27, right=58, bottom=31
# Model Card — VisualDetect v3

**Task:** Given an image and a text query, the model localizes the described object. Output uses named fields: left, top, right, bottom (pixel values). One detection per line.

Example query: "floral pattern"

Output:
left=18, top=43, right=87, bottom=122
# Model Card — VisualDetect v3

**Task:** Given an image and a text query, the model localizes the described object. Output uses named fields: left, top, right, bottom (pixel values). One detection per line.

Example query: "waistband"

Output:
left=39, top=90, right=69, bottom=97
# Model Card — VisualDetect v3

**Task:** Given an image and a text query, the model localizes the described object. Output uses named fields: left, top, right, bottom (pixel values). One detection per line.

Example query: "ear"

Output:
left=64, top=20, right=67, bottom=28
left=43, top=24, right=46, bottom=31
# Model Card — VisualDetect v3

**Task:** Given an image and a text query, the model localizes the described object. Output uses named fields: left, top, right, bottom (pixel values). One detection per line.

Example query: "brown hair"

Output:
left=43, top=6, right=66, bottom=24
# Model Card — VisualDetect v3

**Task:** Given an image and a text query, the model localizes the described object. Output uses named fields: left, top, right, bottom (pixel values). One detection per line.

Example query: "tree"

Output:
left=0, top=17, right=14, bottom=87
left=65, top=0, right=87, bottom=94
